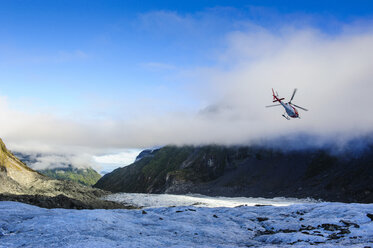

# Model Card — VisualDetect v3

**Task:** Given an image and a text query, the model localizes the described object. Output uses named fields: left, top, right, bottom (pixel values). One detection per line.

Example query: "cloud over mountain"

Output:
left=1, top=15, right=373, bottom=156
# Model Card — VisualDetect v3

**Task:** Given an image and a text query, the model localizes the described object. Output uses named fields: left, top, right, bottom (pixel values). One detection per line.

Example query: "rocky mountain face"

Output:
left=94, top=145, right=373, bottom=203
left=0, top=138, right=44, bottom=195
left=0, top=138, right=127, bottom=209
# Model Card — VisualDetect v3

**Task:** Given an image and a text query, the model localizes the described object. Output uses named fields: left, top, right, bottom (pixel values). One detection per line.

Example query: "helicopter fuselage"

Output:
left=280, top=102, right=299, bottom=118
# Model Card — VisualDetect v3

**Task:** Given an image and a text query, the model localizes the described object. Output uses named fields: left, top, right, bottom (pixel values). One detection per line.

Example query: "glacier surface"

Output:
left=1, top=196, right=373, bottom=247
left=104, top=193, right=318, bottom=208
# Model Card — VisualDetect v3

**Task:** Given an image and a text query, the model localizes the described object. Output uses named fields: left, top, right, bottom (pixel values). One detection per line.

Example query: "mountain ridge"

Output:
left=94, top=144, right=373, bottom=203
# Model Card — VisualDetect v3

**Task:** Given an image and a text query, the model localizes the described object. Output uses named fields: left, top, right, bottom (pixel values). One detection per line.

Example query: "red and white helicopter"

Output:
left=266, top=88, right=308, bottom=120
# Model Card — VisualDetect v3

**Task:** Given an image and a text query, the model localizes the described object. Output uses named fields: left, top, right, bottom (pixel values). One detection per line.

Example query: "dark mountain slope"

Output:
left=95, top=146, right=193, bottom=193
left=94, top=145, right=373, bottom=203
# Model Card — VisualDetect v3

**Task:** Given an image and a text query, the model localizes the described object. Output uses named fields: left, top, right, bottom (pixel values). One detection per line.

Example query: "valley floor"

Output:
left=1, top=198, right=373, bottom=247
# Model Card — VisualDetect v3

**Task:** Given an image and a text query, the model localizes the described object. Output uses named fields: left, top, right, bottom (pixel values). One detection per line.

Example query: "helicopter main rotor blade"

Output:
left=291, top=103, right=308, bottom=111
left=265, top=104, right=282, bottom=108
left=290, top=88, right=297, bottom=102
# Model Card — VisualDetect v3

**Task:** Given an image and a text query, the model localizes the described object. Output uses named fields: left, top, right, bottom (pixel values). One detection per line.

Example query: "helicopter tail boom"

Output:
left=272, top=88, right=284, bottom=102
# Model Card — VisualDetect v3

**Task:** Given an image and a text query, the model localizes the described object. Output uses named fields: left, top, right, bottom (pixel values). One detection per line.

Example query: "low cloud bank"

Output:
left=14, top=152, right=98, bottom=171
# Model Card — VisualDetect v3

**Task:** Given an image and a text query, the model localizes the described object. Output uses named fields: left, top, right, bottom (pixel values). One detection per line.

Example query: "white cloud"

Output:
left=25, top=153, right=97, bottom=171
left=93, top=150, right=141, bottom=166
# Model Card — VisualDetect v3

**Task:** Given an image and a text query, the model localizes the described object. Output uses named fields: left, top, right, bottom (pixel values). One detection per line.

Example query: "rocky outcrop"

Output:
left=94, top=145, right=373, bottom=203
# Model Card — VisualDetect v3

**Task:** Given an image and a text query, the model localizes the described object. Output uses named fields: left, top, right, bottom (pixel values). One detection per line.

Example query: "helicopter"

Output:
left=266, top=88, right=308, bottom=120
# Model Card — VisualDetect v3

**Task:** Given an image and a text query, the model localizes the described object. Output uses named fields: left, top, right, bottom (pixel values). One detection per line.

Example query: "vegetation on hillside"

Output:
left=40, top=167, right=102, bottom=186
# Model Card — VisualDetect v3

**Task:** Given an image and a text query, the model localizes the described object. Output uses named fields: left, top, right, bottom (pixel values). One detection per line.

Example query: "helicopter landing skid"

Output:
left=282, top=114, right=290, bottom=120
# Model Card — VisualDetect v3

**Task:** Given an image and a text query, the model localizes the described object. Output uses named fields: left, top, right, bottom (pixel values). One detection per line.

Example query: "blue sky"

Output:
left=1, top=0, right=372, bottom=118
left=1, top=1, right=373, bottom=170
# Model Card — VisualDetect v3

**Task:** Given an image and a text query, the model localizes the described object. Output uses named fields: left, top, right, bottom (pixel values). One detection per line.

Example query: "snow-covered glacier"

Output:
left=1, top=195, right=373, bottom=247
